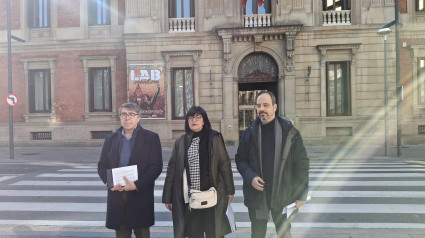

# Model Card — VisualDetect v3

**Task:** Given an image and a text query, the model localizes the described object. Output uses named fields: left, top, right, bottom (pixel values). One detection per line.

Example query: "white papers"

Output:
left=183, top=169, right=189, bottom=203
left=226, top=204, right=236, bottom=232
left=282, top=196, right=311, bottom=218
left=112, top=165, right=138, bottom=187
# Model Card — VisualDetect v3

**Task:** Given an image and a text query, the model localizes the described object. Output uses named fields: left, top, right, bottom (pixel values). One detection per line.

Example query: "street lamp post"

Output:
left=378, top=28, right=391, bottom=157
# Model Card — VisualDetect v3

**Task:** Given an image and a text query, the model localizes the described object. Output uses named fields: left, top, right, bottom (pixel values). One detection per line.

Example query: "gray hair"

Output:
left=118, top=102, right=142, bottom=116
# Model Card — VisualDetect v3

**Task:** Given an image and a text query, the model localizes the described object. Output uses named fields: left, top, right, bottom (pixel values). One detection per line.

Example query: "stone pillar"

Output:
left=219, top=34, right=239, bottom=145
left=223, top=76, right=234, bottom=119
left=284, top=31, right=297, bottom=118
left=221, top=75, right=239, bottom=145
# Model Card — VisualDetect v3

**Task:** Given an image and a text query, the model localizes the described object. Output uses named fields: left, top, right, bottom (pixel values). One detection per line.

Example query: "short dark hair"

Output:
left=256, top=90, right=277, bottom=105
left=185, top=106, right=212, bottom=133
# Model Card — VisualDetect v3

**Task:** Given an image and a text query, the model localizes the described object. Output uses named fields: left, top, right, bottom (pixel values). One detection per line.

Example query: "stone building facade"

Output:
left=0, top=0, right=424, bottom=147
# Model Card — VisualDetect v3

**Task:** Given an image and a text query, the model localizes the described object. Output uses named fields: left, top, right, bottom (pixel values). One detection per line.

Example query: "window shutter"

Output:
left=47, top=0, right=51, bottom=27
left=28, top=0, right=34, bottom=28
left=46, top=70, right=51, bottom=112
left=190, top=0, right=195, bottom=17
left=169, top=0, right=176, bottom=18
left=88, top=0, right=95, bottom=25
left=29, top=71, right=35, bottom=112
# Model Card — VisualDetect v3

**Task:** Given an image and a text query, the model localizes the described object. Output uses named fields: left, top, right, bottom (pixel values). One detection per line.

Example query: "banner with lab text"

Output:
left=128, top=64, right=165, bottom=119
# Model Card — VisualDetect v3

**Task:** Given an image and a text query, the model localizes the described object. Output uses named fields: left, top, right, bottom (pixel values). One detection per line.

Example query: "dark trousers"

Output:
left=185, top=204, right=223, bottom=238
left=116, top=226, right=150, bottom=238
left=116, top=192, right=151, bottom=238
left=248, top=188, right=292, bottom=238
left=248, top=208, right=292, bottom=238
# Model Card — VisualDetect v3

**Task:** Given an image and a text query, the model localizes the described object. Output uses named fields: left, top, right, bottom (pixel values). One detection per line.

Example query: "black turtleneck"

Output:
left=192, top=127, right=211, bottom=191
left=261, top=118, right=275, bottom=187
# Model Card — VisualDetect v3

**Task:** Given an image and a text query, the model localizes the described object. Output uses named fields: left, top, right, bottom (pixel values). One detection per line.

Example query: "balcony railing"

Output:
left=322, top=10, right=351, bottom=26
left=244, top=14, right=272, bottom=27
left=169, top=17, right=195, bottom=32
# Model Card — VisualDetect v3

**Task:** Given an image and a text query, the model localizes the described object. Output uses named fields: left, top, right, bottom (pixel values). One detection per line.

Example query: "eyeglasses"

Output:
left=187, top=115, right=202, bottom=121
left=119, top=112, right=139, bottom=118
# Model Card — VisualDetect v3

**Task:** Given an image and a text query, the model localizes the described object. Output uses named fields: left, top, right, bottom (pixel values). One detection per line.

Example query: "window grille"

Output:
left=91, top=131, right=112, bottom=139
left=32, top=132, right=52, bottom=140
left=419, top=125, right=425, bottom=134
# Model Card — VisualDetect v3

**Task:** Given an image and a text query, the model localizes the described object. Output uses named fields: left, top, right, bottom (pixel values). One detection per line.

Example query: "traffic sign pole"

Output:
left=7, top=0, right=14, bottom=159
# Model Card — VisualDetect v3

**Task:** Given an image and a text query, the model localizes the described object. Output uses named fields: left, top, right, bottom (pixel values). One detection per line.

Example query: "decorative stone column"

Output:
left=283, top=30, right=297, bottom=118
left=218, top=33, right=239, bottom=144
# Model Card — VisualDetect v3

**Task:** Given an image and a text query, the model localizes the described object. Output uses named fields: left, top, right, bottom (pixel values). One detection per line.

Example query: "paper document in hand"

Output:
left=226, top=204, right=236, bottom=232
left=282, top=196, right=311, bottom=218
left=107, top=165, right=138, bottom=188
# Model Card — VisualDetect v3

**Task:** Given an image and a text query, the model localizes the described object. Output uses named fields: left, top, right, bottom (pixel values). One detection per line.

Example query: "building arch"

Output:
left=230, top=46, right=285, bottom=78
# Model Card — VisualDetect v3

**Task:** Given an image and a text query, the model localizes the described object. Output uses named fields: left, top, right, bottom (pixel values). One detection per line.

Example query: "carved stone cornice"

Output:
left=217, top=25, right=303, bottom=74
left=316, top=43, right=361, bottom=66
left=161, top=50, right=202, bottom=69
left=408, top=44, right=425, bottom=58
left=216, top=25, right=303, bottom=37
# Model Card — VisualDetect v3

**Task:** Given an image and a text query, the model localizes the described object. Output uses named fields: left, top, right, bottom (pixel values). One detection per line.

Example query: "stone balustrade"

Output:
left=244, top=14, right=272, bottom=27
left=169, top=17, right=195, bottom=32
left=322, top=10, right=351, bottom=26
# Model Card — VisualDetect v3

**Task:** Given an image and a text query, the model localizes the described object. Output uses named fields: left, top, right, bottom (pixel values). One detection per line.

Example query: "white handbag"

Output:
left=189, top=187, right=217, bottom=209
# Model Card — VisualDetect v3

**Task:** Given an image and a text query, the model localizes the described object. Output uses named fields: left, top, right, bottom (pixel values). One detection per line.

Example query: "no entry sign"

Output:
left=5, top=93, right=18, bottom=107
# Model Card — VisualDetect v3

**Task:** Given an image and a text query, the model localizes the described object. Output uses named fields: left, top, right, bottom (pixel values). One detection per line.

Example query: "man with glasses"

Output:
left=98, top=102, right=163, bottom=238
left=235, top=91, right=309, bottom=238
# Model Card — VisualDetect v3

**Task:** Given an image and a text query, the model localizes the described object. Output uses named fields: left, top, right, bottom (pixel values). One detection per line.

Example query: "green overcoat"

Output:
left=162, top=129, right=235, bottom=238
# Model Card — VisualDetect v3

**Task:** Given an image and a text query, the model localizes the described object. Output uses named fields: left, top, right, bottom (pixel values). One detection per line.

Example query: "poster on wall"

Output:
left=128, top=64, right=165, bottom=119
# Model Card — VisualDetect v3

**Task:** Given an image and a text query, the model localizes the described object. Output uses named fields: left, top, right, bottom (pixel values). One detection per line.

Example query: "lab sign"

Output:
left=128, top=64, right=165, bottom=119
left=131, top=69, right=161, bottom=82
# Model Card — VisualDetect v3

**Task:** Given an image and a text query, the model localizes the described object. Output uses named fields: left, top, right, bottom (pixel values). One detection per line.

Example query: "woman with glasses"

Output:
left=98, top=102, right=163, bottom=238
left=162, top=106, right=235, bottom=238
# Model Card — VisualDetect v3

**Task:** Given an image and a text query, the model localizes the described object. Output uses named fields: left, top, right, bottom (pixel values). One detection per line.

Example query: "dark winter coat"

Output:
left=162, top=129, right=235, bottom=238
left=98, top=125, right=163, bottom=230
left=235, top=117, right=309, bottom=213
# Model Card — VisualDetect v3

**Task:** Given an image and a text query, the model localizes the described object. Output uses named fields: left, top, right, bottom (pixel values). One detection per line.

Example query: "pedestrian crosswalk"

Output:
left=1, top=160, right=425, bottom=233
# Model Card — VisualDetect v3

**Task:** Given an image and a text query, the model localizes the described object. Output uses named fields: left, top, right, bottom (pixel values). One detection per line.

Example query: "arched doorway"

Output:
left=238, top=53, right=279, bottom=135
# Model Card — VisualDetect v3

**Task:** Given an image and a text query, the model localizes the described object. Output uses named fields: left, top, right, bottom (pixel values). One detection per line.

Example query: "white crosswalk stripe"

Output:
left=0, top=160, right=425, bottom=232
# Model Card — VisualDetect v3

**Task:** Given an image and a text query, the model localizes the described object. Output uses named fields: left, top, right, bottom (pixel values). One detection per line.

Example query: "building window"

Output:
left=419, top=58, right=425, bottom=105
left=89, top=68, right=112, bottom=112
left=243, top=0, right=271, bottom=15
left=88, top=0, right=111, bottom=26
left=323, top=0, right=351, bottom=11
left=418, top=0, right=425, bottom=11
left=172, top=68, right=193, bottom=119
left=169, top=0, right=194, bottom=18
left=28, top=0, right=50, bottom=28
left=29, top=69, right=51, bottom=113
left=327, top=62, right=351, bottom=116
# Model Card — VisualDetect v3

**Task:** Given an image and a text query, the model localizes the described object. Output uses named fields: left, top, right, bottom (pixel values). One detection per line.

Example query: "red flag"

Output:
left=257, top=0, right=264, bottom=7
left=242, top=0, right=247, bottom=7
